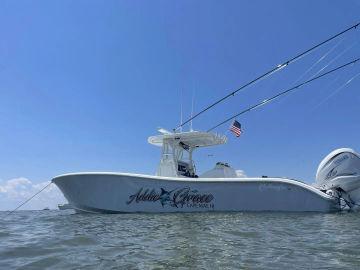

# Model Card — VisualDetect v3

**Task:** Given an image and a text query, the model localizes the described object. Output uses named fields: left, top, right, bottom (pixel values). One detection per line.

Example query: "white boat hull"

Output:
left=52, top=173, right=340, bottom=213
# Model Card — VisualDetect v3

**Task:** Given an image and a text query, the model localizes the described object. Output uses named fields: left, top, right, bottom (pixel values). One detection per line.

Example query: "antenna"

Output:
left=180, top=89, right=183, bottom=132
left=190, top=89, right=195, bottom=131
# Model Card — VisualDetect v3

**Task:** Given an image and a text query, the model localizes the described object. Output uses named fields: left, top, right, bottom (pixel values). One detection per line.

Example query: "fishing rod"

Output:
left=207, top=57, right=360, bottom=132
left=175, top=21, right=360, bottom=131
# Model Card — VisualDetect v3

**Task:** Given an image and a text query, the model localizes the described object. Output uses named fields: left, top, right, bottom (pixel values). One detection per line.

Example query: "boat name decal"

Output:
left=126, top=187, right=214, bottom=209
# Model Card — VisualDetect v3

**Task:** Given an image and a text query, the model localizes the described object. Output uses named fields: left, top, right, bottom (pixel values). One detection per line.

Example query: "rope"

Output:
left=5, top=181, right=53, bottom=217
left=275, top=39, right=344, bottom=106
left=311, top=71, right=360, bottom=111
left=309, top=41, right=358, bottom=79
left=175, top=22, right=360, bottom=130
left=291, top=37, right=344, bottom=85
left=207, top=57, right=360, bottom=132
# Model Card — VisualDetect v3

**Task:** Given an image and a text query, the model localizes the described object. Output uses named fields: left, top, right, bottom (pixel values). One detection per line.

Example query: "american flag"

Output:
left=230, top=120, right=242, bottom=137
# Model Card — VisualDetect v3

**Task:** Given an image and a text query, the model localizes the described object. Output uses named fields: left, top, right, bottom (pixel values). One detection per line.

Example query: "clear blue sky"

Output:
left=0, top=0, right=359, bottom=186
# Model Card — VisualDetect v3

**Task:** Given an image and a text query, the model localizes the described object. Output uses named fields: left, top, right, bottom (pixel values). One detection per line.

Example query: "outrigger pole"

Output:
left=207, top=57, right=360, bottom=132
left=175, top=22, right=360, bottom=131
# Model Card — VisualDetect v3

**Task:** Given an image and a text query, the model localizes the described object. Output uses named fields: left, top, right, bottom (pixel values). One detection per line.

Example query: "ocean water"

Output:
left=1, top=210, right=360, bottom=269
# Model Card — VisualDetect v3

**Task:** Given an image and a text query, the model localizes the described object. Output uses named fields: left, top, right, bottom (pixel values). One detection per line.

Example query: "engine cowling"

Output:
left=316, top=148, right=360, bottom=193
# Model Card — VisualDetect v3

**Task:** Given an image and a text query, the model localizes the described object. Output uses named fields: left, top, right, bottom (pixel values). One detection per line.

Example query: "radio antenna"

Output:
left=190, top=89, right=195, bottom=131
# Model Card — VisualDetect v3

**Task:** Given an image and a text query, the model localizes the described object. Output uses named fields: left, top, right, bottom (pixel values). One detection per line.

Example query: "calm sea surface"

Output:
left=1, top=210, right=360, bottom=269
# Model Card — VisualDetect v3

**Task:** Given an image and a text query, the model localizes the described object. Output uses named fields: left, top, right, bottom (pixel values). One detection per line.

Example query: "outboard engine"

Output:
left=316, top=148, right=360, bottom=209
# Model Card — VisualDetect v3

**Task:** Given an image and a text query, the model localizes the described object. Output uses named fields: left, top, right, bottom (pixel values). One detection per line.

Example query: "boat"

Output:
left=58, top=203, right=73, bottom=210
left=52, top=24, right=360, bottom=214
left=52, top=130, right=360, bottom=213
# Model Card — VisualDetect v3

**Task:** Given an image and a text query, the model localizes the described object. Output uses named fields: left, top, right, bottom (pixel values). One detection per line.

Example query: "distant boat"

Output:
left=52, top=130, right=360, bottom=213
left=43, top=207, right=50, bottom=211
left=58, top=203, right=73, bottom=210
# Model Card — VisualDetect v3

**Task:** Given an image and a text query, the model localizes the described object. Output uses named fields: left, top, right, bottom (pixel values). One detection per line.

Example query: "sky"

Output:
left=0, top=0, right=359, bottom=210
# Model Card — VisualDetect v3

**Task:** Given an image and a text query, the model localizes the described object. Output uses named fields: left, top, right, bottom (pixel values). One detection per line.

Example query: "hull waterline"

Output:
left=52, top=172, right=340, bottom=213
